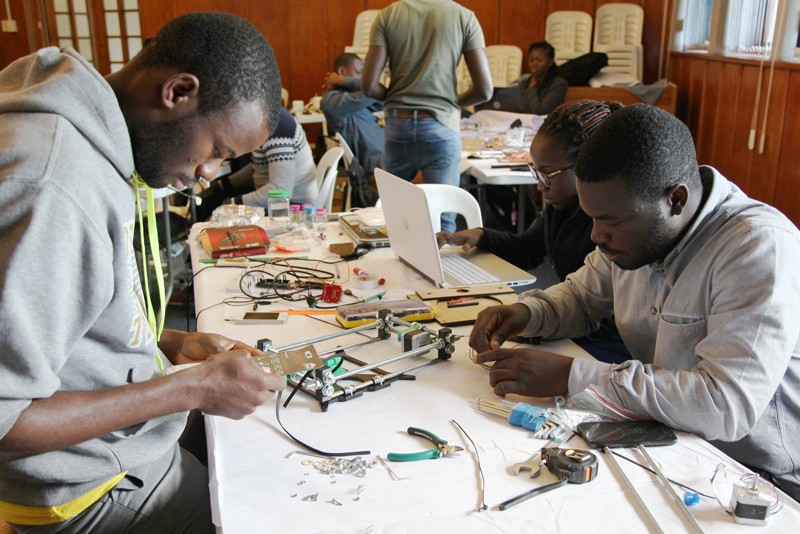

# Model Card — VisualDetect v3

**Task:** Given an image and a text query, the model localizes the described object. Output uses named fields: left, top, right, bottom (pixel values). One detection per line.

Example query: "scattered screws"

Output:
left=297, top=480, right=306, bottom=485
left=290, top=494, right=297, bottom=498
left=330, top=498, right=342, bottom=506
left=301, top=493, right=319, bottom=502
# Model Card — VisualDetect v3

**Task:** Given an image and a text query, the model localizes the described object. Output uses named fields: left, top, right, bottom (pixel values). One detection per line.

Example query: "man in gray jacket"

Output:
left=0, top=13, right=285, bottom=531
left=470, top=104, right=800, bottom=500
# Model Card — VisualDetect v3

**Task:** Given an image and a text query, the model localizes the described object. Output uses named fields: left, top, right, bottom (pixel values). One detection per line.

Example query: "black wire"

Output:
left=608, top=449, right=714, bottom=499
left=282, top=370, right=312, bottom=408
left=274, top=391, right=370, bottom=457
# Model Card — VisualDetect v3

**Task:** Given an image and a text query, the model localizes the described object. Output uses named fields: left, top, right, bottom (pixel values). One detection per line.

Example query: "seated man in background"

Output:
left=0, top=13, right=286, bottom=531
left=470, top=104, right=800, bottom=500
left=438, top=100, right=629, bottom=363
left=196, top=106, right=316, bottom=219
left=479, top=41, right=567, bottom=115
left=321, top=52, right=384, bottom=177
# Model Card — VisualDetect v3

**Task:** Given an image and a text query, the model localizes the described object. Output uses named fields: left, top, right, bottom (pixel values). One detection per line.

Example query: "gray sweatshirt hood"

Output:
left=0, top=47, right=134, bottom=180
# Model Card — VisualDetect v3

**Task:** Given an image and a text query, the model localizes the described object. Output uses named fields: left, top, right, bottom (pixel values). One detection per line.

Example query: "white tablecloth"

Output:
left=188, top=221, right=800, bottom=533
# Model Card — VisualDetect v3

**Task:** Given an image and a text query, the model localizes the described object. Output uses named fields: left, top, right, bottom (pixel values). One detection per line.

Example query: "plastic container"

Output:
left=303, top=204, right=315, bottom=229
left=289, top=204, right=302, bottom=229
left=267, top=189, right=290, bottom=223
left=314, top=208, right=327, bottom=232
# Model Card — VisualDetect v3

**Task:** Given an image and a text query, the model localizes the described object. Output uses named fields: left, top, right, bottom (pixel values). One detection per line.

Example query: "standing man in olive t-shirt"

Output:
left=362, top=0, right=492, bottom=231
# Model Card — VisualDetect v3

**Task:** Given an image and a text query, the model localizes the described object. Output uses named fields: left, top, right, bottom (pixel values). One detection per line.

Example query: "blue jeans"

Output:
left=381, top=117, right=461, bottom=232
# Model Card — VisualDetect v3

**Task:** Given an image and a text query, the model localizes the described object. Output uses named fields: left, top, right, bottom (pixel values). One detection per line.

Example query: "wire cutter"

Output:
left=387, top=427, right=464, bottom=462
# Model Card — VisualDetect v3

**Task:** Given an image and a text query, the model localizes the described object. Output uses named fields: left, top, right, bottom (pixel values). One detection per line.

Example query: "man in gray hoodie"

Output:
left=0, top=12, right=285, bottom=532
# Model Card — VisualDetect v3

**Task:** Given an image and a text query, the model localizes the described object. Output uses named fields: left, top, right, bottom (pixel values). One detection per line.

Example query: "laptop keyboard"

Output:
left=440, top=253, right=499, bottom=285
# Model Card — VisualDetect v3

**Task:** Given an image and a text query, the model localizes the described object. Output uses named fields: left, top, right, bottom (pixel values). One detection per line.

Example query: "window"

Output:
left=104, top=0, right=142, bottom=73
left=675, top=0, right=713, bottom=51
left=53, top=0, right=95, bottom=63
left=674, top=0, right=799, bottom=61
left=725, top=0, right=780, bottom=56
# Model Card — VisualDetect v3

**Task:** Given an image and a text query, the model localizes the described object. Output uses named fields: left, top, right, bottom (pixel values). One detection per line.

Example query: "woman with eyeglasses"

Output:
left=437, top=100, right=630, bottom=363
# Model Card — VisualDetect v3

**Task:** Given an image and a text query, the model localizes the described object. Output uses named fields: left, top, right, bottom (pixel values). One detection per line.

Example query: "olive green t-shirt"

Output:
left=370, top=0, right=486, bottom=131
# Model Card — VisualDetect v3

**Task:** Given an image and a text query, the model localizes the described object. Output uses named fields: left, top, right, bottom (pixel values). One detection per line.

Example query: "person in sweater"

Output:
left=195, top=106, right=317, bottom=219
left=0, top=13, right=285, bottom=531
left=438, top=100, right=629, bottom=363
left=470, top=104, right=800, bottom=501
left=321, top=52, right=384, bottom=176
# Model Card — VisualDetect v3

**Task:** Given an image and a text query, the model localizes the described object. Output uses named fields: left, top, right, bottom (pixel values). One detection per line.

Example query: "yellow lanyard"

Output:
left=132, top=172, right=165, bottom=375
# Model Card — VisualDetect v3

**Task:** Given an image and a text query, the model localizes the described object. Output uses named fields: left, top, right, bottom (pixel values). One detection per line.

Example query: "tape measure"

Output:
left=542, top=447, right=598, bottom=484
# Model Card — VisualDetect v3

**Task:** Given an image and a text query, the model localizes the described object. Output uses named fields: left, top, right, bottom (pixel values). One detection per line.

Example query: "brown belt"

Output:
left=386, top=109, right=436, bottom=119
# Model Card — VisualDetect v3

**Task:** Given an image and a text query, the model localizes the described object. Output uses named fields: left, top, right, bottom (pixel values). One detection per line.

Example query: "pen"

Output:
left=363, top=290, right=387, bottom=303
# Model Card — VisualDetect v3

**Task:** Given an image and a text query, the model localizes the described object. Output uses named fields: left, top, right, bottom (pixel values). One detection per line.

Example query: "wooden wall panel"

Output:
left=708, top=63, right=741, bottom=180
left=694, top=60, right=721, bottom=165
left=498, top=0, right=546, bottom=53
left=459, top=0, right=497, bottom=45
left=748, top=69, right=788, bottom=203
left=0, top=0, right=36, bottom=69
left=773, top=72, right=800, bottom=224
left=249, top=1, right=291, bottom=87
left=668, top=52, right=800, bottom=227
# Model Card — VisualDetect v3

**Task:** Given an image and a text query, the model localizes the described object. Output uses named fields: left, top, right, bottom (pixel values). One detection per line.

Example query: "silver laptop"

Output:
left=374, top=169, right=536, bottom=288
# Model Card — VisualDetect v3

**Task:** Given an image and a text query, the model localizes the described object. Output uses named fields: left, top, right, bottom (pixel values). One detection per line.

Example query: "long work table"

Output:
left=187, top=219, right=799, bottom=533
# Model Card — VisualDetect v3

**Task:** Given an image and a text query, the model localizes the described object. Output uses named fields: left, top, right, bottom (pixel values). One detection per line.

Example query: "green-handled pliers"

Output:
left=387, top=427, right=464, bottom=462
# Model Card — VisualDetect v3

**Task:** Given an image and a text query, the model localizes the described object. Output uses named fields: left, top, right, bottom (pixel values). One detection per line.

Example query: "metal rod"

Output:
left=327, top=359, right=443, bottom=400
left=314, top=335, right=383, bottom=358
left=387, top=315, right=438, bottom=336
left=605, top=447, right=664, bottom=534
left=274, top=319, right=380, bottom=351
left=334, top=340, right=442, bottom=380
left=638, top=445, right=704, bottom=534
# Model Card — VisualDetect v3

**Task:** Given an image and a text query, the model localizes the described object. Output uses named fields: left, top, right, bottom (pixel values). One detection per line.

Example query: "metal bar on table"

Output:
left=638, top=445, right=704, bottom=534
left=605, top=447, right=665, bottom=534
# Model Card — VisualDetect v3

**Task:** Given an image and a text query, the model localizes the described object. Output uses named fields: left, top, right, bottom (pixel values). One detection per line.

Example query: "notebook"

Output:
left=374, top=169, right=536, bottom=288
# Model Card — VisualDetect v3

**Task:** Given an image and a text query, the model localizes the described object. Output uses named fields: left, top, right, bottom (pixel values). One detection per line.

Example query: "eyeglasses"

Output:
left=527, top=162, right=575, bottom=188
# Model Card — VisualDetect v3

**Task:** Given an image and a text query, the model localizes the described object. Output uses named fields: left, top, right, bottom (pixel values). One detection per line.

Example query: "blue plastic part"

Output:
left=683, top=492, right=700, bottom=506
left=508, top=403, right=547, bottom=431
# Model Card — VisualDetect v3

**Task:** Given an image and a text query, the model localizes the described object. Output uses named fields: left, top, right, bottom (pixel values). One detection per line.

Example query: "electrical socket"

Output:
left=1, top=19, right=18, bottom=33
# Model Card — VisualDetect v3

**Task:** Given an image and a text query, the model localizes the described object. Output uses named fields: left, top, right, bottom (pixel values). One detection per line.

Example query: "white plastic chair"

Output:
left=485, top=45, right=523, bottom=88
left=592, top=4, right=644, bottom=82
left=332, top=132, right=355, bottom=211
left=593, top=3, right=644, bottom=48
left=600, top=45, right=643, bottom=82
left=419, top=184, right=483, bottom=234
left=313, top=146, right=344, bottom=212
left=351, top=10, right=379, bottom=49
left=545, top=11, right=593, bottom=65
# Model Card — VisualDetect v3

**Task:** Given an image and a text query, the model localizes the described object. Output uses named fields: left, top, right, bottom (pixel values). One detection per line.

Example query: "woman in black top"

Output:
left=437, top=100, right=630, bottom=363
left=516, top=41, right=568, bottom=115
